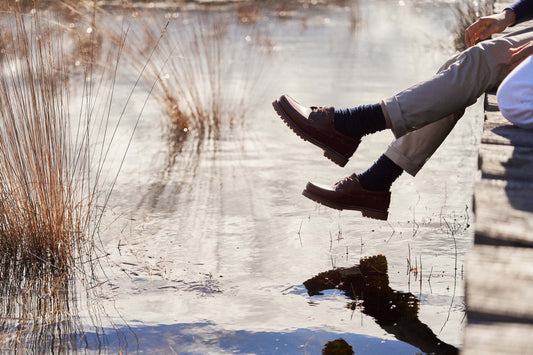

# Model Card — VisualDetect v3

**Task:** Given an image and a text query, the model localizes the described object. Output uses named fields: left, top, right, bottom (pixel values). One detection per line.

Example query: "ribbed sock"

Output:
left=333, top=103, right=386, bottom=140
left=358, top=155, right=403, bottom=191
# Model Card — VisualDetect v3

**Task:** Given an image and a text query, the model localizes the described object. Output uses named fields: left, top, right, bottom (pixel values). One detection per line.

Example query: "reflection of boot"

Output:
left=303, top=255, right=387, bottom=296
left=303, top=255, right=458, bottom=355
left=322, top=338, right=354, bottom=355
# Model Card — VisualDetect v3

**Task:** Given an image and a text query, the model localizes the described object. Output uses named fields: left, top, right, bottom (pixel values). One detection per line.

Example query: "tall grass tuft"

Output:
left=0, top=6, right=80, bottom=270
left=130, top=6, right=273, bottom=143
left=0, top=0, right=146, bottom=269
left=0, top=1, right=154, bottom=351
left=0, top=4, right=90, bottom=351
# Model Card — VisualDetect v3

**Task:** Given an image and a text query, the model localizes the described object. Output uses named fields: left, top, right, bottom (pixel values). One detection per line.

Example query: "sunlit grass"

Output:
left=0, top=6, right=81, bottom=270
left=128, top=5, right=273, bottom=144
left=0, top=1, right=154, bottom=351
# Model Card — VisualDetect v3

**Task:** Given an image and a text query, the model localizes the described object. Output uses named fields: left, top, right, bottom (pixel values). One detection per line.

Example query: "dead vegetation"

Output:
left=0, top=4, right=81, bottom=271
left=0, top=1, right=153, bottom=351
left=125, top=6, right=273, bottom=144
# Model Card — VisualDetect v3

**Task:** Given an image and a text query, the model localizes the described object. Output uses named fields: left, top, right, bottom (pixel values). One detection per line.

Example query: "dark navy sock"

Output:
left=358, top=155, right=403, bottom=191
left=333, top=103, right=386, bottom=140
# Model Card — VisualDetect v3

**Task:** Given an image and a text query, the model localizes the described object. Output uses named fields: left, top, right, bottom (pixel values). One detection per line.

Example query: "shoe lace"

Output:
left=310, top=106, right=327, bottom=113
left=335, top=173, right=358, bottom=188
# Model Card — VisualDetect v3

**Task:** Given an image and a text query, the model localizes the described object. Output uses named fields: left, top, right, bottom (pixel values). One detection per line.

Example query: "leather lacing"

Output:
left=335, top=173, right=358, bottom=189
left=310, top=106, right=328, bottom=113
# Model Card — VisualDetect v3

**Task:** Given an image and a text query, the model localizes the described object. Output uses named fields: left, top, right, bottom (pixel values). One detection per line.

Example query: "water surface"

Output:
left=71, top=1, right=482, bottom=353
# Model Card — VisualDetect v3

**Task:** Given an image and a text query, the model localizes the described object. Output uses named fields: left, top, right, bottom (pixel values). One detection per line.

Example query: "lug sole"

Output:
left=272, top=99, right=357, bottom=168
left=302, top=188, right=388, bottom=221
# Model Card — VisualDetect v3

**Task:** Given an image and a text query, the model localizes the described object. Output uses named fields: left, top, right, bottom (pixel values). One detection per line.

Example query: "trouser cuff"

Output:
left=384, top=146, right=425, bottom=177
left=382, top=97, right=409, bottom=138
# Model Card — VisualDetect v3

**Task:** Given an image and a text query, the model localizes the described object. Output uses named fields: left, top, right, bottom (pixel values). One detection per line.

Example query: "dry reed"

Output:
left=0, top=1, right=153, bottom=351
left=128, top=5, right=272, bottom=142
left=0, top=6, right=84, bottom=347
left=0, top=0, right=147, bottom=267
left=0, top=5, right=79, bottom=269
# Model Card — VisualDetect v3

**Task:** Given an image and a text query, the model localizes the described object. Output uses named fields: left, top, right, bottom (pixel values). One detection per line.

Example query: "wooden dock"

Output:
left=462, top=2, right=533, bottom=354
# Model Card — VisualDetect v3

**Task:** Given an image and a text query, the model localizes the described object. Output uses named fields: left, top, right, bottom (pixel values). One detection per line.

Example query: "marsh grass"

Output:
left=129, top=6, right=273, bottom=144
left=0, top=7, right=80, bottom=270
left=0, top=0, right=121, bottom=270
left=349, top=0, right=361, bottom=30
left=0, top=1, right=154, bottom=351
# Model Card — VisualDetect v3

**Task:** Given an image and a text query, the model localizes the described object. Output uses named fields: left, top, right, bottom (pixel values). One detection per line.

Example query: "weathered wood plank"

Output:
left=478, top=143, right=533, bottom=181
left=464, top=2, right=533, bottom=354
left=482, top=111, right=533, bottom=147
left=466, top=244, right=533, bottom=322
left=474, top=179, right=533, bottom=246
left=462, top=322, right=533, bottom=355
left=484, top=92, right=499, bottom=112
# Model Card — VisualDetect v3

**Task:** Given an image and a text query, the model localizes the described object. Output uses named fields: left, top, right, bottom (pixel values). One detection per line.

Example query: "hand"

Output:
left=465, top=9, right=516, bottom=47
left=509, top=41, right=533, bottom=70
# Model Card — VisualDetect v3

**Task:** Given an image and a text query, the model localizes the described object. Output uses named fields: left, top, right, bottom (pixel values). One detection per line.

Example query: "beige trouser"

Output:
left=382, top=27, right=533, bottom=176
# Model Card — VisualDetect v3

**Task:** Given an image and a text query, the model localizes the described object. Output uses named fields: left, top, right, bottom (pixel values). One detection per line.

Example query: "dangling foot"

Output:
left=273, top=94, right=359, bottom=167
left=302, top=174, right=391, bottom=220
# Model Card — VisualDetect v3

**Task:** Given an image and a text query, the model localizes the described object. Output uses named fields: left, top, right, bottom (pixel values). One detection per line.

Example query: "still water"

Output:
left=66, top=1, right=483, bottom=353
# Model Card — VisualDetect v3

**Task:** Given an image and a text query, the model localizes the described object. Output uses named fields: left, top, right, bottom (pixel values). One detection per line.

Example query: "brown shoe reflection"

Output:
left=322, top=338, right=354, bottom=355
left=304, top=255, right=458, bottom=355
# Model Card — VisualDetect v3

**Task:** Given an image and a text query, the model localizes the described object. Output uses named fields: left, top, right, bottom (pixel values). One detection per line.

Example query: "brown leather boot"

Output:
left=302, top=174, right=390, bottom=220
left=273, top=94, right=359, bottom=167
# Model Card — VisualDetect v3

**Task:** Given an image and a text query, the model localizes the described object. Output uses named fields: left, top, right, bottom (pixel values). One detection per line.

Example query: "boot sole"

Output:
left=272, top=99, right=354, bottom=167
left=302, top=188, right=388, bottom=221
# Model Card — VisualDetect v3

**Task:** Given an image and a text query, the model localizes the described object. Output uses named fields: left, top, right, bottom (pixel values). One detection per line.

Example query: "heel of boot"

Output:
left=323, top=149, right=348, bottom=167
left=361, top=209, right=388, bottom=221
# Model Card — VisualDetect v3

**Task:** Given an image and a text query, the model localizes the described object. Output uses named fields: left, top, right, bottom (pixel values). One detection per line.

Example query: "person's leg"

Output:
left=385, top=113, right=461, bottom=177
left=300, top=116, right=460, bottom=221
left=497, top=55, right=533, bottom=128
left=274, top=28, right=533, bottom=171
left=385, top=27, right=533, bottom=138
left=300, top=30, right=533, bottom=220
left=300, top=110, right=462, bottom=220
left=384, top=27, right=533, bottom=176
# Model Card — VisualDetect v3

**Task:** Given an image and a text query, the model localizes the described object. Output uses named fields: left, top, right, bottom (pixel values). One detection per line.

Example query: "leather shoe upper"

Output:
left=277, top=95, right=359, bottom=162
left=306, top=174, right=390, bottom=213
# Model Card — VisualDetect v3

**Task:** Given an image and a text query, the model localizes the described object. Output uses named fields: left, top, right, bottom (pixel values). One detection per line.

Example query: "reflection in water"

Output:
left=131, top=5, right=274, bottom=213
left=0, top=260, right=134, bottom=353
left=323, top=338, right=355, bottom=355
left=304, top=255, right=458, bottom=355
left=0, top=1, right=475, bottom=352
left=0, top=262, right=80, bottom=353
